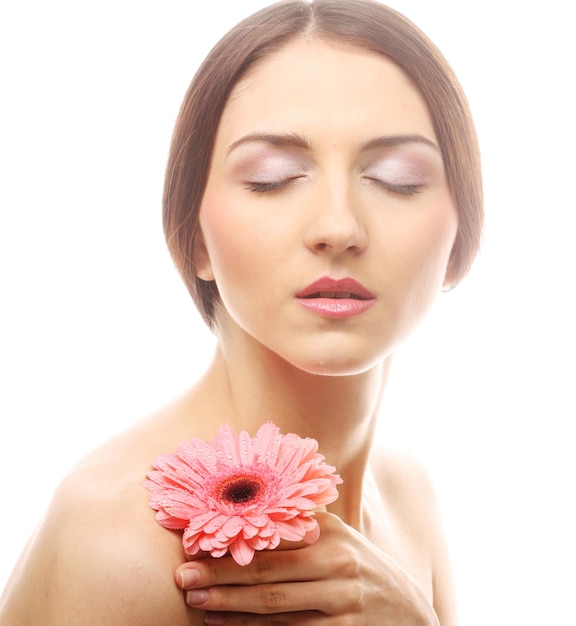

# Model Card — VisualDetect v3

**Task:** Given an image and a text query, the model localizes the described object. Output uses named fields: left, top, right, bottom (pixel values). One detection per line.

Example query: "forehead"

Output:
left=216, top=38, right=437, bottom=150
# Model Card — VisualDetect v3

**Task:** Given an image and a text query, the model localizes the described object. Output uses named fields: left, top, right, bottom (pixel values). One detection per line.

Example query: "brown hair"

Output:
left=163, top=0, right=483, bottom=328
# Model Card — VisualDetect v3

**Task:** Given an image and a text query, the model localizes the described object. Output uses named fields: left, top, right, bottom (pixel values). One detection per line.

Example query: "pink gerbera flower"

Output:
left=144, top=423, right=342, bottom=565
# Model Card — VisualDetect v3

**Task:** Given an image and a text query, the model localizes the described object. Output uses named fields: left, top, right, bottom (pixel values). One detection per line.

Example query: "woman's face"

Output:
left=196, top=38, right=458, bottom=375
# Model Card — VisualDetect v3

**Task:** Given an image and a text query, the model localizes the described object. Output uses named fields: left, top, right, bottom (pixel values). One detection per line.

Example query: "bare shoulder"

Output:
left=370, top=448, right=458, bottom=626
left=0, top=424, right=204, bottom=625
left=369, top=446, right=450, bottom=555
left=370, top=448, right=440, bottom=520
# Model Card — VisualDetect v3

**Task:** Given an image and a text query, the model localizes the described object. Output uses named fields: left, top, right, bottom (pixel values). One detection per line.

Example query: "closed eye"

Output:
left=244, top=176, right=305, bottom=193
left=364, top=177, right=424, bottom=196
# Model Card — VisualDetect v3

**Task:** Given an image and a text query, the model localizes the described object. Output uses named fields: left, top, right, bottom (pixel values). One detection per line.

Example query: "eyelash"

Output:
left=364, top=177, right=423, bottom=196
left=243, top=177, right=303, bottom=193
left=244, top=177, right=423, bottom=196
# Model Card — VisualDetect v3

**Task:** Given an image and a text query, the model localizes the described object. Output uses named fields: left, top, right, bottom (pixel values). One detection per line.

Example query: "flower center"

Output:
left=217, top=474, right=264, bottom=504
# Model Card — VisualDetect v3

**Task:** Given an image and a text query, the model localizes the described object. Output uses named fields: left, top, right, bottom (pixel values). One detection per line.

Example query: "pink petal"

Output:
left=279, top=496, right=317, bottom=511
left=238, top=429, right=256, bottom=466
left=248, top=534, right=278, bottom=551
left=310, top=485, right=342, bottom=506
left=145, top=422, right=342, bottom=565
left=198, top=513, right=230, bottom=534
left=182, top=535, right=201, bottom=556
left=302, top=522, right=321, bottom=544
left=155, top=493, right=210, bottom=520
left=229, top=536, right=257, bottom=566
left=244, top=513, right=270, bottom=528
left=265, top=508, right=308, bottom=521
left=210, top=546, right=229, bottom=558
left=275, top=518, right=309, bottom=541
left=212, top=425, right=243, bottom=467
left=241, top=522, right=260, bottom=539
left=199, top=535, right=229, bottom=552
left=219, top=515, right=246, bottom=539
left=252, top=423, right=282, bottom=465
left=177, top=439, right=217, bottom=472
left=300, top=436, right=320, bottom=458
left=274, top=439, right=305, bottom=476
left=154, top=510, right=189, bottom=529
left=246, top=518, right=277, bottom=539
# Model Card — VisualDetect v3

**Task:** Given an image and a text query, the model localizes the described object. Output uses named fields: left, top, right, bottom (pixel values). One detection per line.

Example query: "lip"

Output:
left=295, top=276, right=376, bottom=318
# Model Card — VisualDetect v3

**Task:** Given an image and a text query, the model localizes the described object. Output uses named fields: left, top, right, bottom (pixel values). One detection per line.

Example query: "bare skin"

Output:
left=0, top=373, right=455, bottom=625
left=0, top=39, right=458, bottom=625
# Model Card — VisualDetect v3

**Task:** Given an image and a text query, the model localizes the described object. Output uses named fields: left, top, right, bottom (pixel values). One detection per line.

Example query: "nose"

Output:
left=303, top=181, right=368, bottom=255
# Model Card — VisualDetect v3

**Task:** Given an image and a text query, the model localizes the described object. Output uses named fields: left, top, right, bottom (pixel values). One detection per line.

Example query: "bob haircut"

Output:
left=163, top=0, right=483, bottom=328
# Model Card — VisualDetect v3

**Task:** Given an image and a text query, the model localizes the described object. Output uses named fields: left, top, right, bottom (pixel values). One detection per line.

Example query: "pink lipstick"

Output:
left=295, top=277, right=376, bottom=318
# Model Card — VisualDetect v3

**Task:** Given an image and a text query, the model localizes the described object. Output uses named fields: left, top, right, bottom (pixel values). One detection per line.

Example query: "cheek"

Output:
left=199, top=203, right=241, bottom=278
left=388, top=199, right=458, bottom=294
left=420, top=204, right=457, bottom=265
left=199, top=198, right=270, bottom=291
left=413, top=203, right=458, bottom=290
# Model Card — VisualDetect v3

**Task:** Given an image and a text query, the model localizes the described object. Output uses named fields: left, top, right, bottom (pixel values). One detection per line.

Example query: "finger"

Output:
left=184, top=579, right=359, bottom=615
left=203, top=609, right=323, bottom=625
left=176, top=513, right=345, bottom=590
left=174, top=549, right=212, bottom=589
left=176, top=544, right=320, bottom=590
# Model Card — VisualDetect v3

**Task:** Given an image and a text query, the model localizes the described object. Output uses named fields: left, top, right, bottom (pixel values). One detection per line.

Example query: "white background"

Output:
left=1, top=1, right=574, bottom=624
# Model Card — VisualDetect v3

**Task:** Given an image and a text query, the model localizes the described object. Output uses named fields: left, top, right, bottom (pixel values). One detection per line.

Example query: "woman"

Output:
left=0, top=0, right=482, bottom=624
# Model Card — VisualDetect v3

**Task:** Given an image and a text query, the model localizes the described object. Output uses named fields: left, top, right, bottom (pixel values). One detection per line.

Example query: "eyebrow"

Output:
left=361, top=134, right=440, bottom=153
left=226, top=131, right=440, bottom=155
left=227, top=132, right=311, bottom=155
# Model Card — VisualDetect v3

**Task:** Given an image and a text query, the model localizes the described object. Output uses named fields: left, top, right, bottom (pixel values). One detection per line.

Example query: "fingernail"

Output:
left=204, top=613, right=227, bottom=625
left=186, top=589, right=209, bottom=605
left=181, top=568, right=200, bottom=588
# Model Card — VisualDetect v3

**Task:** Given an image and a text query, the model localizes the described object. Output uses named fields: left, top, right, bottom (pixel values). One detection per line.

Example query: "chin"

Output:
left=290, top=352, right=389, bottom=378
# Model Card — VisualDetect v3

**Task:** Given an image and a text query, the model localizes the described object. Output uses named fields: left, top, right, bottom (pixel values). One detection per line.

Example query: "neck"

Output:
left=189, top=330, right=393, bottom=526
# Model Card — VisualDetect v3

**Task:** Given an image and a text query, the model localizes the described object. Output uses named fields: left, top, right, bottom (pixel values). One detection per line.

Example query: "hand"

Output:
left=175, top=512, right=440, bottom=625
